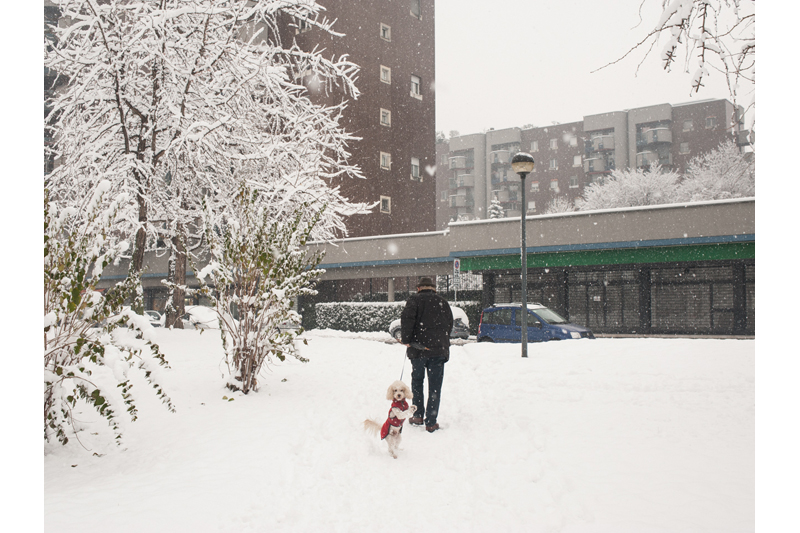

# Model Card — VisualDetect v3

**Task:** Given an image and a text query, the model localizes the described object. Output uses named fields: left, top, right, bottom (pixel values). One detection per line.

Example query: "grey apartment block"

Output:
left=436, top=98, right=749, bottom=226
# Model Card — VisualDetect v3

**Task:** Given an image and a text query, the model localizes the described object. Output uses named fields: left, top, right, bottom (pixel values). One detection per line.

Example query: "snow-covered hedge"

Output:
left=315, top=300, right=482, bottom=334
left=316, top=302, right=407, bottom=332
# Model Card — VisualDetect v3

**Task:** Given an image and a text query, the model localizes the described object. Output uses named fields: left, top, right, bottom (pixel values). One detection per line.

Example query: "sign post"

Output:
left=453, top=259, right=460, bottom=304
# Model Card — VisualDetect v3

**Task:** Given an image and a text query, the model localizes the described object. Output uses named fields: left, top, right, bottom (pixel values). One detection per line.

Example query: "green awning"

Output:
left=460, top=242, right=754, bottom=271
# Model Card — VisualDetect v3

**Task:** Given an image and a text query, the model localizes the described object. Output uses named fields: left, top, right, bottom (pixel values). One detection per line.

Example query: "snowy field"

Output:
left=43, top=329, right=755, bottom=533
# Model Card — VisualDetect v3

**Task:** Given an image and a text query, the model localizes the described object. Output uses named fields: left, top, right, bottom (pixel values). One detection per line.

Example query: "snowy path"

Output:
left=44, top=330, right=754, bottom=533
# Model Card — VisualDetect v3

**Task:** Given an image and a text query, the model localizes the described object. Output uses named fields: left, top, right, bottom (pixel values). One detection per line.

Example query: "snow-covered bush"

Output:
left=488, top=198, right=505, bottom=219
left=575, top=165, right=681, bottom=211
left=315, top=302, right=407, bottom=332
left=545, top=196, right=576, bottom=214
left=676, top=139, right=755, bottom=202
left=44, top=183, right=174, bottom=448
left=198, top=184, right=324, bottom=394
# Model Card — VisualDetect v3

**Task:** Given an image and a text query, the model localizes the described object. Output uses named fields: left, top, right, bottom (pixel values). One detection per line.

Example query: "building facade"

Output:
left=289, top=0, right=437, bottom=238
left=436, top=98, right=750, bottom=228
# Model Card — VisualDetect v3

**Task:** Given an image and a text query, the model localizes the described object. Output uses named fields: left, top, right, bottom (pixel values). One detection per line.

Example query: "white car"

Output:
left=144, top=310, right=164, bottom=327
left=388, top=306, right=470, bottom=341
left=181, top=305, right=219, bottom=330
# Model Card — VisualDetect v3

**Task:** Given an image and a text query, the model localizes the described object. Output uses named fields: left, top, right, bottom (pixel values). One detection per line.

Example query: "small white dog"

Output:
left=363, top=380, right=417, bottom=459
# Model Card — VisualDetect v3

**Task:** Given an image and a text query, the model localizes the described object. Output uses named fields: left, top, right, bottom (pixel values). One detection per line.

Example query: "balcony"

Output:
left=590, top=135, right=615, bottom=152
left=640, top=127, right=672, bottom=146
left=448, top=156, right=467, bottom=170
left=455, top=174, right=475, bottom=188
left=584, top=157, right=606, bottom=173
left=494, top=189, right=510, bottom=203
left=636, top=151, right=673, bottom=168
left=449, top=195, right=474, bottom=208
left=490, top=150, right=511, bottom=164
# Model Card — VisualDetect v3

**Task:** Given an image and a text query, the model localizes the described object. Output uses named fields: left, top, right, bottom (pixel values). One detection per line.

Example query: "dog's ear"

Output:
left=404, top=383, right=413, bottom=401
left=386, top=384, right=395, bottom=401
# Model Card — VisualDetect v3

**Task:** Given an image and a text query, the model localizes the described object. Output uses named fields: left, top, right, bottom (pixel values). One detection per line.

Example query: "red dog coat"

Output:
left=380, top=399, right=409, bottom=439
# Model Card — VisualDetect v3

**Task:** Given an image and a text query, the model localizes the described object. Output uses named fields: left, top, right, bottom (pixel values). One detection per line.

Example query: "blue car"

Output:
left=477, top=303, right=594, bottom=343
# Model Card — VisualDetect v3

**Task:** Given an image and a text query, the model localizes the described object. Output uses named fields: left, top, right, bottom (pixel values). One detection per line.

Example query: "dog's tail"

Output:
left=363, top=419, right=382, bottom=437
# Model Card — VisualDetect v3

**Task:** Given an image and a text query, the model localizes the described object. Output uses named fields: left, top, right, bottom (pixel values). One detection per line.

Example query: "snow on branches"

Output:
left=197, top=183, right=325, bottom=394
left=596, top=1, right=754, bottom=126
left=45, top=0, right=369, bottom=278
left=576, top=164, right=681, bottom=211
left=575, top=140, right=754, bottom=211
left=44, top=183, right=174, bottom=449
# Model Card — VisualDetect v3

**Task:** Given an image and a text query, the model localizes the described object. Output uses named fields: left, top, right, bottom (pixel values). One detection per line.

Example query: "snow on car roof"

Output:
left=488, top=303, right=547, bottom=309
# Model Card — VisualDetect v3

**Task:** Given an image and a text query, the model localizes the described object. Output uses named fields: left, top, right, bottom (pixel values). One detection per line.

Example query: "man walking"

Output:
left=400, top=277, right=453, bottom=433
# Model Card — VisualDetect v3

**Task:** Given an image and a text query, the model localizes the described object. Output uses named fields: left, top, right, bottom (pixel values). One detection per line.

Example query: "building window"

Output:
left=410, top=0, right=421, bottom=18
left=549, top=138, right=558, bottom=150
left=380, top=108, right=391, bottom=127
left=706, top=116, right=717, bottom=129
left=573, top=155, right=581, bottom=167
left=294, top=17, right=311, bottom=34
left=441, top=190, right=447, bottom=202
left=410, top=75, right=422, bottom=99
left=380, top=196, right=391, bottom=214
left=569, top=135, right=578, bottom=147
left=380, top=151, right=391, bottom=170
left=569, top=176, right=579, bottom=188
left=549, top=158, right=557, bottom=170
left=380, top=65, right=391, bottom=84
left=680, top=142, right=690, bottom=154
left=550, top=179, right=560, bottom=193
left=411, top=157, right=421, bottom=180
left=527, top=201, right=536, bottom=213
left=531, top=141, right=538, bottom=152
left=531, top=181, right=539, bottom=192
left=380, top=23, right=391, bottom=41
left=683, top=119, right=694, bottom=132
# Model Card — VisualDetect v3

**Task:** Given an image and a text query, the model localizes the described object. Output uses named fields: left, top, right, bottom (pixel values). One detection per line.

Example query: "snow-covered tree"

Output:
left=545, top=195, right=575, bottom=214
left=44, top=182, right=174, bottom=448
left=488, top=198, right=505, bottom=219
left=575, top=165, right=681, bottom=211
left=197, top=182, right=325, bottom=394
left=44, top=0, right=366, bottom=300
left=600, top=0, right=755, bottom=128
left=676, top=139, right=754, bottom=201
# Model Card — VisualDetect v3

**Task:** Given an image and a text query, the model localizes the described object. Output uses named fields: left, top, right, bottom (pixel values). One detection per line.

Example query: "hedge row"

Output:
left=314, top=300, right=482, bottom=335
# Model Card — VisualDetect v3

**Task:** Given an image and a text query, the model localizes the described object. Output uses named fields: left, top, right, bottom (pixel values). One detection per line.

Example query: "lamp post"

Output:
left=511, top=153, right=535, bottom=358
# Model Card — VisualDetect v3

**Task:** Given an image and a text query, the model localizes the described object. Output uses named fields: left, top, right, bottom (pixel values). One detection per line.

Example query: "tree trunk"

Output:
left=165, top=225, right=187, bottom=328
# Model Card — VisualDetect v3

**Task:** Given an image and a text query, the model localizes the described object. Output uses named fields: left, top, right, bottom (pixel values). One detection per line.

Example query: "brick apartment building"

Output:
left=436, top=98, right=751, bottom=228
left=287, top=0, right=437, bottom=239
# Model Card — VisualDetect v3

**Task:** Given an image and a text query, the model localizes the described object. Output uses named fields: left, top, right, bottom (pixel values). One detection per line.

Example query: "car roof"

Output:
left=486, top=303, right=547, bottom=310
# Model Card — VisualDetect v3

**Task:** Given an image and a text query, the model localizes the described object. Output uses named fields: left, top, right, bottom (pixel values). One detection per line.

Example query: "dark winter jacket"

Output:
left=400, top=289, right=454, bottom=360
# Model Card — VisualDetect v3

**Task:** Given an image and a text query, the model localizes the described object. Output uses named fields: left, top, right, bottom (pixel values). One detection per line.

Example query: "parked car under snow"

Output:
left=388, top=306, right=470, bottom=342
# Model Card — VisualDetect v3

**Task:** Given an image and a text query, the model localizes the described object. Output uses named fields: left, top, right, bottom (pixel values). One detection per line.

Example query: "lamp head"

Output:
left=511, top=152, right=535, bottom=175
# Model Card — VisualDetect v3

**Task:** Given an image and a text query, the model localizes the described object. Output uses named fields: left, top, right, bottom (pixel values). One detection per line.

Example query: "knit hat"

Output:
left=416, top=277, right=435, bottom=289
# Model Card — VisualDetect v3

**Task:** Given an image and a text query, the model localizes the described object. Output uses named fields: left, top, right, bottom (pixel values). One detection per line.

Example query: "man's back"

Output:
left=400, top=289, right=454, bottom=355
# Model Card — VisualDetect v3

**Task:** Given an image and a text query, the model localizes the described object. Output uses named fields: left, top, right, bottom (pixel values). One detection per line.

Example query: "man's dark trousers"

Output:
left=410, top=356, right=445, bottom=427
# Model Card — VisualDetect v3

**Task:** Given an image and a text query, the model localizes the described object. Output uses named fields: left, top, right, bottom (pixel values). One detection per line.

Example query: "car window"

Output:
left=485, top=309, right=513, bottom=325
left=535, top=307, right=569, bottom=324
left=515, top=311, right=541, bottom=327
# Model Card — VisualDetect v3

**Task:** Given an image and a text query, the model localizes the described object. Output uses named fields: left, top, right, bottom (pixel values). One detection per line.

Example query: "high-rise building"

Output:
left=289, top=0, right=437, bottom=238
left=436, top=98, right=750, bottom=227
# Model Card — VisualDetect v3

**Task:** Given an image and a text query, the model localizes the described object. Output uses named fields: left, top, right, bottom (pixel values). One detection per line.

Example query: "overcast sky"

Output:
left=434, top=0, right=753, bottom=136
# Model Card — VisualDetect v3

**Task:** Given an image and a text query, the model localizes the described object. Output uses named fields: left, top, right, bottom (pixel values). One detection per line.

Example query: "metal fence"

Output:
left=491, top=260, right=754, bottom=336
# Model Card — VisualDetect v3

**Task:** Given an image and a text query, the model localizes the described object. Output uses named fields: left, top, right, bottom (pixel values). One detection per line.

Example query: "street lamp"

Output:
left=511, top=152, right=535, bottom=358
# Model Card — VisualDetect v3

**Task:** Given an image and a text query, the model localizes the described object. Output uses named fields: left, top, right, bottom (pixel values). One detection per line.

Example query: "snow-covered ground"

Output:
left=43, top=329, right=755, bottom=532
